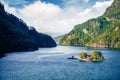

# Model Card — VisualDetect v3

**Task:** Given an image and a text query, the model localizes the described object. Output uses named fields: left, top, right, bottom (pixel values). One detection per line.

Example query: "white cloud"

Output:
left=1, top=1, right=17, bottom=15
left=79, top=1, right=113, bottom=20
left=2, top=0, right=113, bottom=34
left=19, top=1, right=62, bottom=19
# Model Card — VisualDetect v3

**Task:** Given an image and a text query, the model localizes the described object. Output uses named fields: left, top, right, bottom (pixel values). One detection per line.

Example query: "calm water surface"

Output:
left=0, top=46, right=120, bottom=80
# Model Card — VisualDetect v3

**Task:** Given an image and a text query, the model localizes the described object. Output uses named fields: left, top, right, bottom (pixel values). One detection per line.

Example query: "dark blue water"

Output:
left=0, top=46, right=120, bottom=80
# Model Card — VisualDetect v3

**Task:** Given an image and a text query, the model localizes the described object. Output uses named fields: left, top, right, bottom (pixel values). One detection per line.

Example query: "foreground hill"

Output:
left=0, top=2, right=56, bottom=57
left=60, top=0, right=120, bottom=48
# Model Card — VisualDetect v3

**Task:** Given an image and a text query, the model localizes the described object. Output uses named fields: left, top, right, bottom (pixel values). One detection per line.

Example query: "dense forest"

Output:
left=60, top=0, right=120, bottom=48
left=0, top=2, right=56, bottom=57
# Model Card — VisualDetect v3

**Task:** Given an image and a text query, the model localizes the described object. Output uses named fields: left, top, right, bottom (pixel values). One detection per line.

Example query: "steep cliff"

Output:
left=0, top=2, right=56, bottom=57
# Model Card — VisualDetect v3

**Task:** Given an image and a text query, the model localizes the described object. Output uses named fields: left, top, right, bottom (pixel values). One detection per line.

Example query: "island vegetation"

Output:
left=79, top=50, right=104, bottom=61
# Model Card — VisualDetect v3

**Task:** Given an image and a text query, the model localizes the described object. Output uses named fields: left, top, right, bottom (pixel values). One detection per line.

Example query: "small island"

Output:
left=79, top=50, right=104, bottom=62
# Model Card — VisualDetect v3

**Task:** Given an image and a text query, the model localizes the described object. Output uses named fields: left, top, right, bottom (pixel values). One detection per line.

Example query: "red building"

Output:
left=86, top=55, right=91, bottom=61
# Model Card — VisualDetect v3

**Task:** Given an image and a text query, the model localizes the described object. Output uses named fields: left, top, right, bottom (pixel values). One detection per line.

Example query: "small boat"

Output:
left=67, top=56, right=78, bottom=59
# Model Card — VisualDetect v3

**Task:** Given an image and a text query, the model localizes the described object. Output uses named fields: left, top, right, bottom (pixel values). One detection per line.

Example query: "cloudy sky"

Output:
left=1, top=0, right=113, bottom=34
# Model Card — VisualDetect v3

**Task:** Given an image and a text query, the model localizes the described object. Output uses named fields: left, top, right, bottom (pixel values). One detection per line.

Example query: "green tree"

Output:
left=92, top=50, right=102, bottom=57
left=115, top=42, right=120, bottom=48
left=91, top=50, right=104, bottom=61
left=80, top=52, right=87, bottom=59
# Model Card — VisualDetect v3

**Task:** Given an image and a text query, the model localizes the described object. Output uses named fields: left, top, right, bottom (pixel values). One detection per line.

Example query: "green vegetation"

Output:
left=59, top=0, right=120, bottom=48
left=80, top=50, right=104, bottom=61
left=115, top=42, right=120, bottom=48
left=91, top=50, right=104, bottom=61
left=79, top=52, right=87, bottom=59
left=0, top=2, right=56, bottom=57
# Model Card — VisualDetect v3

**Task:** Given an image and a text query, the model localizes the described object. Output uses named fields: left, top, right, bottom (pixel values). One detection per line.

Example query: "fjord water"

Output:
left=0, top=46, right=120, bottom=80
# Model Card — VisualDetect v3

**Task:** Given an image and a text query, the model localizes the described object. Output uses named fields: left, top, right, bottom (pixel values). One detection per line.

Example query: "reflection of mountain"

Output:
left=0, top=2, right=56, bottom=57
left=60, top=0, right=120, bottom=48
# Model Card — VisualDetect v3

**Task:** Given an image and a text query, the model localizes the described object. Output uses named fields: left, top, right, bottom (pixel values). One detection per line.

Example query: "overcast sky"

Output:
left=1, top=0, right=113, bottom=34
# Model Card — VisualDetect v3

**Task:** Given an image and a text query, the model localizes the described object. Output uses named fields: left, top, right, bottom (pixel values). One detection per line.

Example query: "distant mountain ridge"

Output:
left=0, top=2, right=56, bottom=57
left=54, top=34, right=66, bottom=44
left=60, top=0, right=120, bottom=48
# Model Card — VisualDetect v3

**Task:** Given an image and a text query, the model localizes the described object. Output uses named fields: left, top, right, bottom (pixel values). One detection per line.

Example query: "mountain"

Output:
left=44, top=32, right=64, bottom=38
left=60, top=0, right=120, bottom=48
left=29, top=27, right=57, bottom=47
left=54, top=34, right=66, bottom=44
left=0, top=2, right=56, bottom=57
left=44, top=32, right=65, bottom=44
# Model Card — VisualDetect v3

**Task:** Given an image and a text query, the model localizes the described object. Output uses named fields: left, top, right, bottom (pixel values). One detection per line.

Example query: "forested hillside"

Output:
left=60, top=0, right=120, bottom=48
left=0, top=2, right=56, bottom=57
